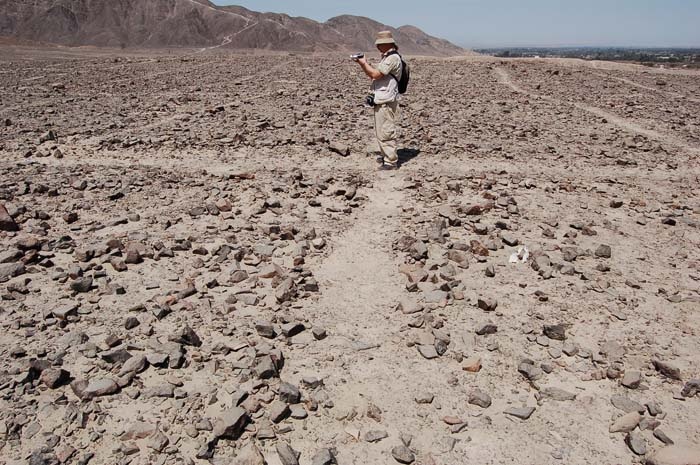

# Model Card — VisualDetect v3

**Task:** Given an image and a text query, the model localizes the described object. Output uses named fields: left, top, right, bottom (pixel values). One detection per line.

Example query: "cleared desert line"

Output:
left=594, top=73, right=700, bottom=105
left=494, top=67, right=700, bottom=156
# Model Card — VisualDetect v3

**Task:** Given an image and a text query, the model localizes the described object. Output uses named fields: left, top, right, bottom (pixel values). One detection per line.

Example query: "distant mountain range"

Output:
left=0, top=0, right=468, bottom=56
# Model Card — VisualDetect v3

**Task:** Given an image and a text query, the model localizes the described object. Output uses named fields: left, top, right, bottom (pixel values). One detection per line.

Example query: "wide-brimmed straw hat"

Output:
left=375, top=31, right=397, bottom=46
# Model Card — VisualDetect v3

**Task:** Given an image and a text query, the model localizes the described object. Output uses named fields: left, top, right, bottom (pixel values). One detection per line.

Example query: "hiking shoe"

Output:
left=378, top=164, right=398, bottom=171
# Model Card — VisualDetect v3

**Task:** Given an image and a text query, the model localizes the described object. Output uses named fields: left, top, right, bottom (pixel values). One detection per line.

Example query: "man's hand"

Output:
left=357, top=58, right=384, bottom=80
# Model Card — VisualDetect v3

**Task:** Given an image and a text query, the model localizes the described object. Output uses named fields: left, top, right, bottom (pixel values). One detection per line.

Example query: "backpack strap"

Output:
left=385, top=50, right=403, bottom=83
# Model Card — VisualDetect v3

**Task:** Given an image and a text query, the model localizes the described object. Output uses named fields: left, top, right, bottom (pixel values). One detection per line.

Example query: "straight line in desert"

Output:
left=494, top=66, right=699, bottom=156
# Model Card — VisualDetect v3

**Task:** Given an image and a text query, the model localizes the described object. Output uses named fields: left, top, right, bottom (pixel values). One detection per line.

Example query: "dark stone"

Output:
left=70, top=277, right=93, bottom=293
left=169, top=326, right=202, bottom=347
left=278, top=382, right=301, bottom=404
left=652, top=359, right=682, bottom=381
left=476, top=324, right=498, bottom=336
left=0, top=204, right=19, bottom=232
left=543, top=324, right=567, bottom=341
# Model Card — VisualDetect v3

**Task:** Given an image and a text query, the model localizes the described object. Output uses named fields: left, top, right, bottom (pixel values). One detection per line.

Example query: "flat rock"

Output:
left=541, top=387, right=576, bottom=401
left=40, top=368, right=70, bottom=389
left=611, top=395, right=645, bottom=413
left=365, top=430, right=389, bottom=442
left=169, top=325, right=202, bottom=347
left=462, top=356, right=482, bottom=372
left=0, top=204, right=19, bottom=232
left=278, top=382, right=301, bottom=404
left=653, top=359, right=682, bottom=380
left=504, top=407, right=536, bottom=420
left=269, top=400, right=290, bottom=423
left=543, top=324, right=567, bottom=341
left=682, top=379, right=700, bottom=398
left=622, top=371, right=642, bottom=389
left=477, top=298, right=498, bottom=312
left=397, top=299, right=423, bottom=315
left=0, top=262, right=26, bottom=281
left=468, top=389, right=492, bottom=408
left=626, top=432, right=647, bottom=456
left=391, top=445, right=415, bottom=464
left=82, top=378, right=118, bottom=399
left=276, top=441, right=300, bottom=465
left=610, top=411, right=642, bottom=433
left=417, top=345, right=439, bottom=359
left=311, top=449, right=336, bottom=465
left=214, top=407, right=249, bottom=439
left=232, top=443, right=266, bottom=465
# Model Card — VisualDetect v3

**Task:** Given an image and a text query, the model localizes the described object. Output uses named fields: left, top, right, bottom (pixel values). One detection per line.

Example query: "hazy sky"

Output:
left=212, top=0, right=700, bottom=48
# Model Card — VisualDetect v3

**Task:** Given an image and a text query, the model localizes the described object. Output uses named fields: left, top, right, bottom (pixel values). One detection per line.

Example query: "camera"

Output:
left=351, top=53, right=364, bottom=61
left=365, top=94, right=375, bottom=107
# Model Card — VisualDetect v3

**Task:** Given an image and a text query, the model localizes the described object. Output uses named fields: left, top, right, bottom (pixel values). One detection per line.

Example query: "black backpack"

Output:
left=387, top=51, right=410, bottom=94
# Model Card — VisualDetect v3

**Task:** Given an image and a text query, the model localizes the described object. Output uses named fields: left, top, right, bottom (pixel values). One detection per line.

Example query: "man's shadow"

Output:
left=397, top=148, right=421, bottom=167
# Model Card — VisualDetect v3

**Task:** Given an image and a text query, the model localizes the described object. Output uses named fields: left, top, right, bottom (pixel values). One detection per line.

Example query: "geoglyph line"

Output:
left=494, top=67, right=699, bottom=155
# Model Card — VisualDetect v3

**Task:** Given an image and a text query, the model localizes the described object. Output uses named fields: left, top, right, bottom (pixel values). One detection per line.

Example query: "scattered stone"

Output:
left=611, top=395, right=645, bottom=414
left=70, top=277, right=93, bottom=293
left=232, top=443, right=266, bottom=465
left=278, top=382, right=301, bottom=404
left=312, top=327, right=328, bottom=340
left=270, top=400, right=291, bottom=423
left=81, top=378, right=119, bottom=399
left=476, top=324, right=498, bottom=336
left=541, top=387, right=576, bottom=401
left=462, top=356, right=482, bottom=373
left=653, top=429, right=675, bottom=446
left=311, top=448, right=336, bottom=465
left=255, top=321, right=277, bottom=338
left=625, top=432, right=647, bottom=456
left=40, top=368, right=70, bottom=389
left=169, top=325, right=202, bottom=347
left=595, top=245, right=612, bottom=258
left=622, top=371, right=642, bottom=389
left=610, top=411, right=641, bottom=433
left=281, top=322, right=305, bottom=337
left=477, top=297, right=498, bottom=312
left=365, top=430, right=389, bottom=442
left=147, top=431, right=169, bottom=452
left=276, top=441, right=300, bottom=465
left=124, top=316, right=140, bottom=330
left=518, top=360, right=543, bottom=381
left=653, top=359, right=682, bottom=380
left=398, top=299, right=423, bottom=315
left=391, top=445, right=415, bottom=464
left=468, top=389, right=492, bottom=408
left=504, top=407, right=536, bottom=420
left=543, top=324, right=567, bottom=341
left=213, top=407, right=249, bottom=439
left=682, top=379, right=700, bottom=398
left=0, top=262, right=25, bottom=281
left=0, top=204, right=19, bottom=232
left=329, top=141, right=350, bottom=157
left=418, top=345, right=439, bottom=360
left=415, top=393, right=434, bottom=404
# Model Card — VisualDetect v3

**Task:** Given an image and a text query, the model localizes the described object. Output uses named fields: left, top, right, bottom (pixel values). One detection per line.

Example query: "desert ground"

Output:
left=0, top=47, right=699, bottom=465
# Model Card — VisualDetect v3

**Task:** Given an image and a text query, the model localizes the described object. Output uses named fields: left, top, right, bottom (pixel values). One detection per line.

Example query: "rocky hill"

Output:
left=0, top=0, right=467, bottom=55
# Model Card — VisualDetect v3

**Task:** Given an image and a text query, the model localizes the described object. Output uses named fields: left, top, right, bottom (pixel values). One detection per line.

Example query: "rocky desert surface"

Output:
left=0, top=47, right=699, bottom=465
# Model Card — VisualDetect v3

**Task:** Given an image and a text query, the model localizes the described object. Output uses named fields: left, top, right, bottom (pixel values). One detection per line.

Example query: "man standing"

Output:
left=354, top=31, right=403, bottom=171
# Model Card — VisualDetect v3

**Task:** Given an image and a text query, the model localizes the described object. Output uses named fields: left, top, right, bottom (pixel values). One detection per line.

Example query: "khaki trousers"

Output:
left=373, top=100, right=399, bottom=166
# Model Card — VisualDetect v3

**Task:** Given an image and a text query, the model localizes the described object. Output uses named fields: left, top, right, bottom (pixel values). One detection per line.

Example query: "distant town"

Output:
left=476, top=47, right=700, bottom=68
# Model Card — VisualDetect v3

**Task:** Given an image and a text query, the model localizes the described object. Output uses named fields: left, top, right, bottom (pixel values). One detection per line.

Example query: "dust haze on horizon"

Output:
left=214, top=0, right=700, bottom=48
